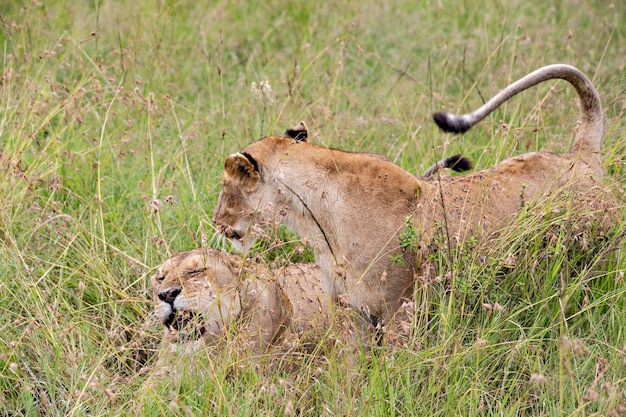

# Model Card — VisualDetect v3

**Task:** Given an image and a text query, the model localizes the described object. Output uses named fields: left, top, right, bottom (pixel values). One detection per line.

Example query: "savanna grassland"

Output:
left=0, top=0, right=625, bottom=415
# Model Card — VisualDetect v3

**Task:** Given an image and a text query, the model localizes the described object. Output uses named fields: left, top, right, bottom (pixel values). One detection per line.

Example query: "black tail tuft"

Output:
left=432, top=112, right=472, bottom=134
left=443, top=154, right=473, bottom=172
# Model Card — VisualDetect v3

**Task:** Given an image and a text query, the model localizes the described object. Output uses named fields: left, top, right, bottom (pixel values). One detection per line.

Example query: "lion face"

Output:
left=213, top=125, right=309, bottom=252
left=213, top=156, right=266, bottom=252
left=151, top=248, right=243, bottom=341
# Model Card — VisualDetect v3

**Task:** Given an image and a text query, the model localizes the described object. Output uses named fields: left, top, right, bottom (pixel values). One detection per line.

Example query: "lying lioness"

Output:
left=213, top=64, right=618, bottom=328
left=151, top=248, right=422, bottom=354
left=151, top=248, right=333, bottom=352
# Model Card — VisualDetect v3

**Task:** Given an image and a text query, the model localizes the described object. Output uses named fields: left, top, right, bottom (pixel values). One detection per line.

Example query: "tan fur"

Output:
left=213, top=64, right=618, bottom=324
left=151, top=248, right=331, bottom=353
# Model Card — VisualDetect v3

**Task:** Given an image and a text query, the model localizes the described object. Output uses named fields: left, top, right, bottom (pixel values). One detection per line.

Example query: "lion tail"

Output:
left=432, top=64, right=603, bottom=156
left=422, top=154, right=473, bottom=177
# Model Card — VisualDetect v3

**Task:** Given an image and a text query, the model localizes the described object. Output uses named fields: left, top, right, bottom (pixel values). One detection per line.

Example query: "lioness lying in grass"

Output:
left=151, top=247, right=428, bottom=354
left=151, top=248, right=331, bottom=353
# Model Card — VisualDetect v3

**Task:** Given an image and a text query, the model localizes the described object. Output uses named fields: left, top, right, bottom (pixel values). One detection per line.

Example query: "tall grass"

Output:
left=0, top=0, right=624, bottom=415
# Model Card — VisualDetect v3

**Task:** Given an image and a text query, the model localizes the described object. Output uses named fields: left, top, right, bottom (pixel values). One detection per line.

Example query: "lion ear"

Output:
left=224, top=152, right=260, bottom=192
left=285, top=121, right=308, bottom=142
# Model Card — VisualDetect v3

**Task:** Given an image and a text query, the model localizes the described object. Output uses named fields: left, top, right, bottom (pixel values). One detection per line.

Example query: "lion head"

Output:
left=151, top=248, right=243, bottom=343
left=213, top=122, right=310, bottom=252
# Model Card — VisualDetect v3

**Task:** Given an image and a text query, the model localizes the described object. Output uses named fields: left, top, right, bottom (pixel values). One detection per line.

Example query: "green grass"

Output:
left=1, top=0, right=625, bottom=415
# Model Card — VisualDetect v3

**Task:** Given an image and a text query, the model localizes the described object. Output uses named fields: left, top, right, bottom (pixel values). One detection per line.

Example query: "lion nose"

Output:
left=158, top=288, right=181, bottom=306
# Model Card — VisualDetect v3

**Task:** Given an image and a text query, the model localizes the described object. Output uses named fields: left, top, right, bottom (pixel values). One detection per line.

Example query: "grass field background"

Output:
left=1, top=0, right=624, bottom=415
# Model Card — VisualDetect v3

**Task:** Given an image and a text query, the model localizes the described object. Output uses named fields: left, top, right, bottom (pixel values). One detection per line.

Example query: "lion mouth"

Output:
left=163, top=310, right=206, bottom=341
left=222, top=226, right=243, bottom=241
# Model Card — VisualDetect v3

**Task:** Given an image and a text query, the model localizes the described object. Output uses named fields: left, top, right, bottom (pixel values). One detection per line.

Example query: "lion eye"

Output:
left=156, top=274, right=165, bottom=282
left=184, top=268, right=207, bottom=276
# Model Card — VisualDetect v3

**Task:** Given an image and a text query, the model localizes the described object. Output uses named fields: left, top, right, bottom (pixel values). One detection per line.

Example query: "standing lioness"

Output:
left=213, top=64, right=617, bottom=327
